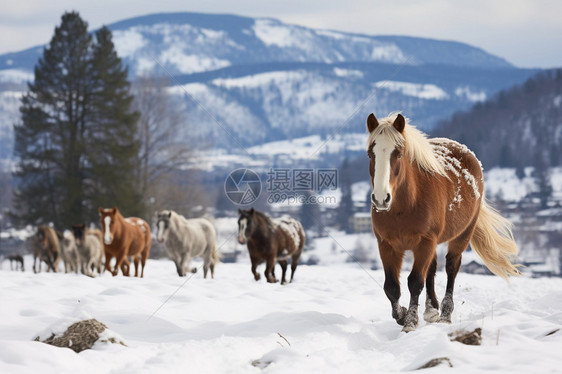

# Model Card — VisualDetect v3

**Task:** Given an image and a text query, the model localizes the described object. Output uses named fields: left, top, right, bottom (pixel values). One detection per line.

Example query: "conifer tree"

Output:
left=13, top=12, right=92, bottom=227
left=87, top=26, right=142, bottom=217
left=12, top=12, right=142, bottom=228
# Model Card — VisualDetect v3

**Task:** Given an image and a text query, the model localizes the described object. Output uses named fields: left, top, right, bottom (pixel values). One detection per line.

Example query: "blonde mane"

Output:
left=367, top=113, right=447, bottom=177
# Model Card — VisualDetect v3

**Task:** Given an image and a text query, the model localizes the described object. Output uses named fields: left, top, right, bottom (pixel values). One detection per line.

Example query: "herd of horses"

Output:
left=20, top=206, right=304, bottom=284
left=3, top=112, right=521, bottom=332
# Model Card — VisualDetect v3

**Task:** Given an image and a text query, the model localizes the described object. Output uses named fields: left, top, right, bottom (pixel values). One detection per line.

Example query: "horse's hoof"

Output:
left=402, top=324, right=417, bottom=333
left=190, top=268, right=197, bottom=273
left=394, top=306, right=408, bottom=325
left=438, top=316, right=452, bottom=324
left=254, top=274, right=261, bottom=281
left=423, top=308, right=440, bottom=323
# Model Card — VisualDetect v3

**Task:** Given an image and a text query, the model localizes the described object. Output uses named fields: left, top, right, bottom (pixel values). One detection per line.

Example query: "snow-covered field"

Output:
left=1, top=256, right=561, bottom=373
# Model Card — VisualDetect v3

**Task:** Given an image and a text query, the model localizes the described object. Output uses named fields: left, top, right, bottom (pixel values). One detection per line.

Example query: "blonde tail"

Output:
left=211, top=241, right=222, bottom=265
left=470, top=201, right=520, bottom=280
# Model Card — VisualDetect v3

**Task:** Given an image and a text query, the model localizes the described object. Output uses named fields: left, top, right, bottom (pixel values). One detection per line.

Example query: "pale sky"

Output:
left=1, top=0, right=561, bottom=68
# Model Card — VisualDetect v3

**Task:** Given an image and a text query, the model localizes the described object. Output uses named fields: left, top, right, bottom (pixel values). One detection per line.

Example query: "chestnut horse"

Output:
left=99, top=207, right=151, bottom=277
left=366, top=112, right=519, bottom=332
left=237, top=208, right=305, bottom=284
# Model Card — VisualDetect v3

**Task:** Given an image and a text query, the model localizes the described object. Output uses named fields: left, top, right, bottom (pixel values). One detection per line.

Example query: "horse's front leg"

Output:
left=379, top=242, right=407, bottom=325
left=120, top=259, right=131, bottom=276
left=104, top=253, right=114, bottom=275
left=264, top=256, right=277, bottom=283
left=403, top=239, right=437, bottom=332
left=113, top=251, right=127, bottom=276
left=250, top=255, right=261, bottom=281
left=182, top=253, right=195, bottom=275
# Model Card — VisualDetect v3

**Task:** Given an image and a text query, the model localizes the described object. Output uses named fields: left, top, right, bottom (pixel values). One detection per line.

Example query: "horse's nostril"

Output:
left=371, top=193, right=376, bottom=202
left=385, top=193, right=391, bottom=204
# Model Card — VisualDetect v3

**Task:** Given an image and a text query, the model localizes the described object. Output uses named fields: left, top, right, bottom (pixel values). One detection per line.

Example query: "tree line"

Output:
left=433, top=68, right=562, bottom=208
left=10, top=12, right=194, bottom=230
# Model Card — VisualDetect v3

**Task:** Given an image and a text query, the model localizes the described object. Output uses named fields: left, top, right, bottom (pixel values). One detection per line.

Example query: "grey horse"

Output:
left=61, top=230, right=80, bottom=273
left=156, top=210, right=220, bottom=278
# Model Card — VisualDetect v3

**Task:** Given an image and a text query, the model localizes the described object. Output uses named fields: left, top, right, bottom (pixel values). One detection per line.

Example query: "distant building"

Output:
left=351, top=212, right=372, bottom=233
left=461, top=260, right=493, bottom=276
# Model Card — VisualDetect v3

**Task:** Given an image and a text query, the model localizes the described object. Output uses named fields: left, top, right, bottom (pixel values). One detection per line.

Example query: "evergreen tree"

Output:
left=12, top=13, right=141, bottom=228
left=87, top=26, right=142, bottom=217
left=13, top=12, right=92, bottom=227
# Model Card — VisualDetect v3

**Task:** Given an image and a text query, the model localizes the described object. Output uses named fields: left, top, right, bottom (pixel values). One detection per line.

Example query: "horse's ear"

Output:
left=98, top=207, right=103, bottom=216
left=249, top=208, right=254, bottom=215
left=367, top=113, right=379, bottom=133
left=393, top=114, right=405, bottom=133
left=167, top=212, right=172, bottom=218
left=238, top=208, right=242, bottom=215
left=112, top=207, right=117, bottom=214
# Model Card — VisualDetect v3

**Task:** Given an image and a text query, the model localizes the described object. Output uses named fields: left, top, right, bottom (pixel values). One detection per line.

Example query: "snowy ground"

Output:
left=1, top=256, right=561, bottom=373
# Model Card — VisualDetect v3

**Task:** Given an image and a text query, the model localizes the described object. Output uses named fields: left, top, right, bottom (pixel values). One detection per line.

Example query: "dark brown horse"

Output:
left=366, top=112, right=520, bottom=332
left=33, top=225, right=61, bottom=273
left=237, top=208, right=305, bottom=284
left=99, top=207, right=151, bottom=277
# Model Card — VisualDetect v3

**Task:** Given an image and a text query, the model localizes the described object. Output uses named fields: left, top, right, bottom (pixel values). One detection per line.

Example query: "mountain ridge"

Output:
left=433, top=68, right=562, bottom=169
left=1, top=11, right=513, bottom=75
left=0, top=12, right=539, bottom=157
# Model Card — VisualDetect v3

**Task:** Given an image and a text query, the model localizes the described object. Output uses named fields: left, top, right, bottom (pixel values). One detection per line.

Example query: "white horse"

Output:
left=156, top=210, right=220, bottom=278
left=61, top=230, right=80, bottom=273
left=71, top=224, right=104, bottom=277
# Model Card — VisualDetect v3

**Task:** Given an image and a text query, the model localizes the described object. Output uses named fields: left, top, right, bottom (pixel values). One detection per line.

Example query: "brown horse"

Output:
left=366, top=112, right=520, bottom=332
left=98, top=207, right=151, bottom=277
left=237, top=208, right=305, bottom=284
left=33, top=225, right=61, bottom=273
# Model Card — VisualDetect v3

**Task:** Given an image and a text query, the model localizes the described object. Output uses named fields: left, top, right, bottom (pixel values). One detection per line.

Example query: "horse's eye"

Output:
left=397, top=153, right=403, bottom=159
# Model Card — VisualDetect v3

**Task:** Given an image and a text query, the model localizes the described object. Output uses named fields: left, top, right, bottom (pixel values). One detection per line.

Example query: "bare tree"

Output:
left=132, top=76, right=200, bottom=215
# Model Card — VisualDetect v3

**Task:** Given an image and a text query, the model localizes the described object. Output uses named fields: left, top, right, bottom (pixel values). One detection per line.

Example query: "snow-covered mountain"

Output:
left=0, top=12, right=539, bottom=157
left=0, top=12, right=513, bottom=75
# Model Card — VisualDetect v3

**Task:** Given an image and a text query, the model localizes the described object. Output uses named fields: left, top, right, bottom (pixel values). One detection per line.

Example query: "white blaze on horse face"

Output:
left=238, top=218, right=247, bottom=244
left=103, top=216, right=112, bottom=245
left=372, top=135, right=394, bottom=211
left=157, top=220, right=167, bottom=243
